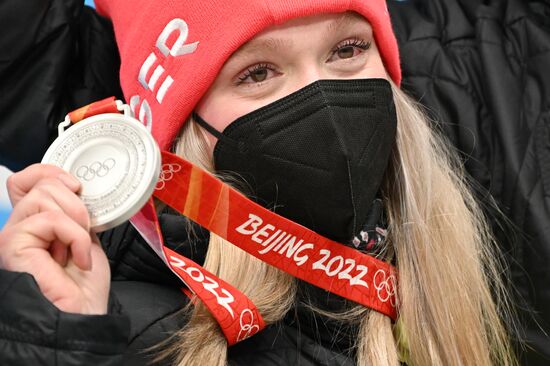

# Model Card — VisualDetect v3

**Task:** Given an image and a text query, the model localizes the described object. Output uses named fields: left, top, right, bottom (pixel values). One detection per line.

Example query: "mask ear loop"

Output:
left=192, top=112, right=240, bottom=150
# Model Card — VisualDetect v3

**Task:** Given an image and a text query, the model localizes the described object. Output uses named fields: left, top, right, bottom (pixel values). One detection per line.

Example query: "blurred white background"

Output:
left=0, top=166, right=12, bottom=229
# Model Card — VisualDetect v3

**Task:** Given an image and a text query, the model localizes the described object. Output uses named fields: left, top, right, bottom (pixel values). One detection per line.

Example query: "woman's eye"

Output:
left=250, top=68, right=268, bottom=82
left=328, top=39, right=371, bottom=62
left=337, top=46, right=359, bottom=59
left=237, top=64, right=277, bottom=84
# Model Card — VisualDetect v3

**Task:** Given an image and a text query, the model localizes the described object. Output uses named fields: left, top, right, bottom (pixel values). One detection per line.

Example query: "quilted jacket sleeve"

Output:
left=0, top=269, right=130, bottom=366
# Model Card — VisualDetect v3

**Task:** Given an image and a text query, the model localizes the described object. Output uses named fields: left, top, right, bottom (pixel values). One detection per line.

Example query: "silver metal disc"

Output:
left=42, top=113, right=161, bottom=232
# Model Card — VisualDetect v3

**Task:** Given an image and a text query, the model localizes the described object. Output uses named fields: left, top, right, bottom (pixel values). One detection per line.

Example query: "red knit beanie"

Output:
left=95, top=0, right=401, bottom=151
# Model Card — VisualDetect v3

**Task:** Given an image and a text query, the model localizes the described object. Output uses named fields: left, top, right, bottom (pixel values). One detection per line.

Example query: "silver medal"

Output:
left=42, top=105, right=161, bottom=232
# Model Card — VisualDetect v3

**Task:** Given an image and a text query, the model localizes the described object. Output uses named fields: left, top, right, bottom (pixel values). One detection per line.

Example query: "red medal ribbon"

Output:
left=65, top=99, right=398, bottom=346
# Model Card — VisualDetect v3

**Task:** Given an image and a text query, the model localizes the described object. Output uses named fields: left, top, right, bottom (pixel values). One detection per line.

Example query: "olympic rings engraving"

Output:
left=236, top=308, right=260, bottom=342
left=155, top=163, right=182, bottom=190
left=373, top=269, right=397, bottom=306
left=76, top=159, right=116, bottom=181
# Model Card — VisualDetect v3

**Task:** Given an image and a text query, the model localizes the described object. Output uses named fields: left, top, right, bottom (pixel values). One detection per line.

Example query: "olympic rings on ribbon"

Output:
left=373, top=269, right=397, bottom=306
left=236, top=308, right=260, bottom=342
left=155, top=163, right=182, bottom=190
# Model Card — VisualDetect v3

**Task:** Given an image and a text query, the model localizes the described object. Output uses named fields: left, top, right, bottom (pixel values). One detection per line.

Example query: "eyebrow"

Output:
left=231, top=37, right=294, bottom=59
left=327, top=12, right=368, bottom=35
left=230, top=12, right=370, bottom=60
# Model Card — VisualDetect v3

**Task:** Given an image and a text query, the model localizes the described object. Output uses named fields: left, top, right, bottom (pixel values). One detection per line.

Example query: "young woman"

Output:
left=0, top=0, right=517, bottom=365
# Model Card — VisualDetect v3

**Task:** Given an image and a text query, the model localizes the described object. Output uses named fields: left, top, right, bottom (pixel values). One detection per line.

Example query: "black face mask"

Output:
left=193, top=78, right=397, bottom=244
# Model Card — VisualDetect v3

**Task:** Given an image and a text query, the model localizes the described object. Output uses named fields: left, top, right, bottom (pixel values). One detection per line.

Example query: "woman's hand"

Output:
left=0, top=164, right=110, bottom=315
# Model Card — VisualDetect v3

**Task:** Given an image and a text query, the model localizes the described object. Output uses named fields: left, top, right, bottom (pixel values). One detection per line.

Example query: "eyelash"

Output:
left=237, top=63, right=275, bottom=85
left=331, top=38, right=372, bottom=56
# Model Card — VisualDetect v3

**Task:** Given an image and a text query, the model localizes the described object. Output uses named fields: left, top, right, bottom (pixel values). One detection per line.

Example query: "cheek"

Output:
left=372, top=58, right=390, bottom=80
left=359, top=43, right=390, bottom=80
left=195, top=94, right=246, bottom=131
left=194, top=93, right=259, bottom=153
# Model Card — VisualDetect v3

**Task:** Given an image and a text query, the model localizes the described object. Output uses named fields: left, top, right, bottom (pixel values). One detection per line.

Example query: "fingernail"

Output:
left=57, top=174, right=80, bottom=191
left=86, top=250, right=93, bottom=271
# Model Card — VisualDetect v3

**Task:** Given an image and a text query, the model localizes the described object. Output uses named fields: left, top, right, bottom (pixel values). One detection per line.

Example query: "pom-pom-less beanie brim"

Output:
left=95, top=0, right=401, bottom=150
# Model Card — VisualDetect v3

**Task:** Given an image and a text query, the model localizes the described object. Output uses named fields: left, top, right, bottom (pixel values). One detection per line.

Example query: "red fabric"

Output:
left=95, top=0, right=401, bottom=151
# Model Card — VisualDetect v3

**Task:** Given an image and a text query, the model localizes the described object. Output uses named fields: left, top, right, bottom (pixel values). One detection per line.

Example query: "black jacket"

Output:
left=0, top=211, right=363, bottom=365
left=1, top=0, right=549, bottom=364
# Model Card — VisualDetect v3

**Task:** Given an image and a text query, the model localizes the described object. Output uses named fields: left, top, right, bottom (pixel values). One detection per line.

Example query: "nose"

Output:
left=285, top=63, right=325, bottom=96
left=297, top=66, right=323, bottom=86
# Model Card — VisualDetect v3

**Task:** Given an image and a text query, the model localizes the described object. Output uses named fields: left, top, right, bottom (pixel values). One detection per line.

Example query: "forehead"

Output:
left=229, top=12, right=373, bottom=58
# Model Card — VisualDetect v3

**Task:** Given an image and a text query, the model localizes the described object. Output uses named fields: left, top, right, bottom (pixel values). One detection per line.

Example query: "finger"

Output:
left=6, top=177, right=90, bottom=231
left=3, top=190, right=58, bottom=229
left=34, top=178, right=89, bottom=230
left=16, top=211, right=93, bottom=271
left=49, top=240, right=69, bottom=267
left=7, top=164, right=80, bottom=207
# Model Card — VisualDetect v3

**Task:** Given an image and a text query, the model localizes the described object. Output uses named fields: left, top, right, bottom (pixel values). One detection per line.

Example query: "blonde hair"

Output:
left=161, top=83, right=517, bottom=366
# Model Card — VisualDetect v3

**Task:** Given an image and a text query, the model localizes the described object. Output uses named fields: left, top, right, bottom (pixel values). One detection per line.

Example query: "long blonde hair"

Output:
left=161, top=83, right=517, bottom=366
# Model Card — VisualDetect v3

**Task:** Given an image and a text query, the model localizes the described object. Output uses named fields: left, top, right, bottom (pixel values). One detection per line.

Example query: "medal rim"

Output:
left=42, top=113, right=161, bottom=232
